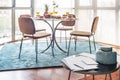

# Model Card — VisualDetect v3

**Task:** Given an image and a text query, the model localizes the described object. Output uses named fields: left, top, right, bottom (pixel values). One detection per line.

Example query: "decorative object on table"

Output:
left=52, top=0, right=58, bottom=12
left=96, top=47, right=117, bottom=65
left=66, top=11, right=70, bottom=15
left=44, top=4, right=50, bottom=18
left=35, top=11, right=40, bottom=18
left=62, top=14, right=67, bottom=19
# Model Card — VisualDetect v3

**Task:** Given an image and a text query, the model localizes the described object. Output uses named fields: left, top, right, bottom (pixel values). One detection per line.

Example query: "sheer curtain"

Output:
left=75, top=0, right=120, bottom=45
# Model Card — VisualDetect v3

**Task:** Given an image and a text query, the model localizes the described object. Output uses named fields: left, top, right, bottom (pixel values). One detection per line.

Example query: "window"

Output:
left=16, top=0, right=31, bottom=7
left=76, top=10, right=94, bottom=31
left=0, top=0, right=12, bottom=7
left=96, top=10, right=116, bottom=44
left=0, top=0, right=12, bottom=43
left=0, top=9, right=12, bottom=43
left=79, top=0, right=92, bottom=6
left=0, top=0, right=32, bottom=44
left=76, top=0, right=119, bottom=45
left=97, top=0, right=115, bottom=7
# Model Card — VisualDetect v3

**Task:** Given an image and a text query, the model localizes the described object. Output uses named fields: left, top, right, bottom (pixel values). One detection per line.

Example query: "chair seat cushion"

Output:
left=56, top=27, right=73, bottom=31
left=70, top=31, right=91, bottom=36
left=36, top=29, right=46, bottom=32
left=24, top=33, right=51, bottom=39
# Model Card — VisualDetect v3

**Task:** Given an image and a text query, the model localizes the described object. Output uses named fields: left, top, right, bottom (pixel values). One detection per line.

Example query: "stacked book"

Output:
left=62, top=53, right=98, bottom=71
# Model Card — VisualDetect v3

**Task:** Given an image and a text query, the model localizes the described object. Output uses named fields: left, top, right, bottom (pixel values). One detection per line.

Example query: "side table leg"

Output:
left=105, top=74, right=107, bottom=80
left=68, top=70, right=71, bottom=80
left=119, top=69, right=120, bottom=80
left=109, top=73, right=112, bottom=80
left=93, top=74, right=95, bottom=80
left=84, top=74, right=87, bottom=80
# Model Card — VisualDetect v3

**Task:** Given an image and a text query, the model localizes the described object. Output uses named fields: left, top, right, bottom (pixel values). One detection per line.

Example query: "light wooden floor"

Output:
left=0, top=39, right=120, bottom=80
left=0, top=68, right=86, bottom=80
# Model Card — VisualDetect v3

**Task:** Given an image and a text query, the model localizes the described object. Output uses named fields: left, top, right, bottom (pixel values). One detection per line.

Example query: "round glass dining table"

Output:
left=34, top=17, right=74, bottom=56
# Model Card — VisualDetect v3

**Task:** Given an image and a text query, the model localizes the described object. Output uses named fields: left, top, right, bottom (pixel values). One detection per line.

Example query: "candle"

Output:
left=66, top=12, right=70, bottom=15
left=36, top=11, right=40, bottom=15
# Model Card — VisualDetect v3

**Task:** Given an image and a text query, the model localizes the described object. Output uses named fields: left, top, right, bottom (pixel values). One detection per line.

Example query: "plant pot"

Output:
left=44, top=12, right=50, bottom=18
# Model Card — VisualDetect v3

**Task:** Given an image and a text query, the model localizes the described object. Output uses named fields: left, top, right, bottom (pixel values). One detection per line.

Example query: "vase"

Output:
left=96, top=47, right=117, bottom=65
left=44, top=12, right=50, bottom=18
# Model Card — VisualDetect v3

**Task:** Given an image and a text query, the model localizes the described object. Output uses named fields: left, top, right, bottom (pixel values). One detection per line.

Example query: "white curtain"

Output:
left=75, top=0, right=120, bottom=45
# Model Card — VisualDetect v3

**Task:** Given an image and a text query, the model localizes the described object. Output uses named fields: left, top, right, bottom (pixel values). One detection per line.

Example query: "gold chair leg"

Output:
left=105, top=74, right=107, bottom=80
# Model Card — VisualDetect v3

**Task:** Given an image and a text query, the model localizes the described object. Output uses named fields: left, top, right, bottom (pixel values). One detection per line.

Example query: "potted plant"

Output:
left=44, top=4, right=50, bottom=18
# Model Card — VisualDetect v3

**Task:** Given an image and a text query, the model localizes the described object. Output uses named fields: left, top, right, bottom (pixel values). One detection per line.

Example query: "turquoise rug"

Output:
left=0, top=41, right=101, bottom=71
